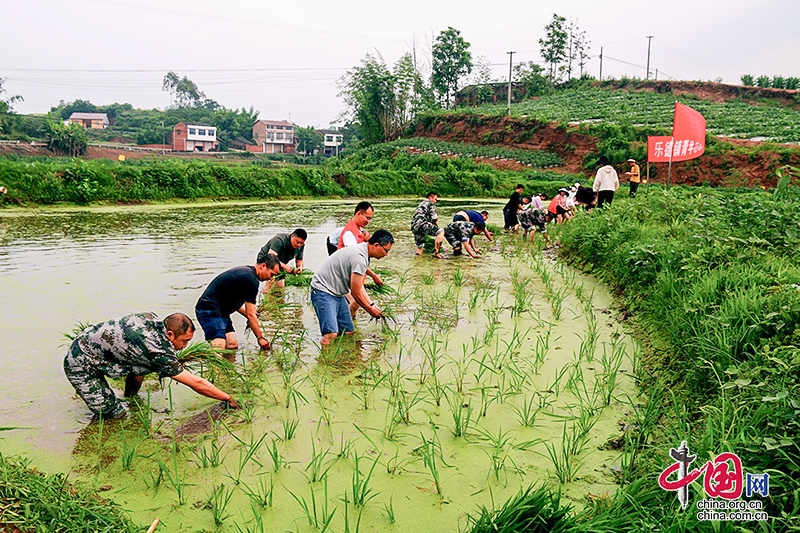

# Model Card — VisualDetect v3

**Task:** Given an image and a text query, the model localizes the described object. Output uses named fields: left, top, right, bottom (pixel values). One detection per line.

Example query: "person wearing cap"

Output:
left=593, top=157, right=620, bottom=208
left=256, top=229, right=307, bottom=290
left=625, top=159, right=641, bottom=198
left=453, top=209, right=494, bottom=242
left=64, top=312, right=240, bottom=419
left=310, top=230, right=393, bottom=345
left=195, top=256, right=281, bottom=350
left=547, top=188, right=570, bottom=223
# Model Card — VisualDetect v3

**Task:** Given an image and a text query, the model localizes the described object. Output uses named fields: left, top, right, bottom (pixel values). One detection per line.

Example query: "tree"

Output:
left=740, top=74, right=754, bottom=86
left=0, top=78, right=23, bottom=136
left=294, top=126, right=323, bottom=155
left=338, top=53, right=398, bottom=145
left=43, top=114, right=87, bottom=156
left=539, top=14, right=568, bottom=84
left=162, top=71, right=207, bottom=108
left=567, top=19, right=591, bottom=79
left=513, top=61, right=553, bottom=97
left=431, top=27, right=473, bottom=108
left=465, top=55, right=496, bottom=105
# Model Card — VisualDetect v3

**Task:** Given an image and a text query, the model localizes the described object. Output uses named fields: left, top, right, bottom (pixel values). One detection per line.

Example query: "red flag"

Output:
left=647, top=136, right=673, bottom=163
left=670, top=102, right=706, bottom=162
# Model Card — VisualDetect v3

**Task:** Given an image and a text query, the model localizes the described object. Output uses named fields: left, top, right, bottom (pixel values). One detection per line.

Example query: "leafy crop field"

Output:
left=458, top=88, right=800, bottom=143
left=382, top=137, right=563, bottom=168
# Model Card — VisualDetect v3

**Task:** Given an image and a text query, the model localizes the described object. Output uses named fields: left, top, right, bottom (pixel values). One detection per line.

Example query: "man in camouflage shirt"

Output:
left=411, top=192, right=444, bottom=258
left=64, top=312, right=238, bottom=419
left=443, top=220, right=484, bottom=258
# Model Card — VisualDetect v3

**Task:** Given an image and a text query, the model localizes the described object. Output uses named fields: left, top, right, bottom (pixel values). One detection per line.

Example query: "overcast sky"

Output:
left=2, top=0, right=798, bottom=127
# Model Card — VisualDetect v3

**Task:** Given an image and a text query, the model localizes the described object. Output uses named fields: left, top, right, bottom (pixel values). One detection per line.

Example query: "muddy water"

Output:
left=0, top=199, right=639, bottom=532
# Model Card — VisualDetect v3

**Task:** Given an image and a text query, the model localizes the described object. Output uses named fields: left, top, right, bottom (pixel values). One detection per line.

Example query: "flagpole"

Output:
left=667, top=136, right=674, bottom=190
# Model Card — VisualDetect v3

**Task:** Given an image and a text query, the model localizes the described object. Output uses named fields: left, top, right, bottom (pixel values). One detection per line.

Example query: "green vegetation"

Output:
left=555, top=183, right=800, bottom=528
left=0, top=453, right=136, bottom=532
left=450, top=87, right=800, bottom=143
left=380, top=137, right=563, bottom=168
left=0, top=149, right=581, bottom=206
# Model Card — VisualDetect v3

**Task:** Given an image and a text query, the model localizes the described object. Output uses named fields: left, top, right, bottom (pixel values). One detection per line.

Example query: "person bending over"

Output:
left=443, top=220, right=484, bottom=258
left=256, top=228, right=307, bottom=290
left=64, top=312, right=238, bottom=419
left=195, top=256, right=281, bottom=350
left=310, top=230, right=393, bottom=345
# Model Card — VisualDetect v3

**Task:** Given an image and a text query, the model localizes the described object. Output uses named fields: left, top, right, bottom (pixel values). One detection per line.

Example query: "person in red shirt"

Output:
left=337, top=201, right=384, bottom=316
left=547, top=188, right=569, bottom=224
left=338, top=201, right=373, bottom=249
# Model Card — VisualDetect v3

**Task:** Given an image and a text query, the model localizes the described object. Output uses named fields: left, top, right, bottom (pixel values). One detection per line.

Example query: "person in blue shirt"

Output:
left=452, top=209, right=493, bottom=242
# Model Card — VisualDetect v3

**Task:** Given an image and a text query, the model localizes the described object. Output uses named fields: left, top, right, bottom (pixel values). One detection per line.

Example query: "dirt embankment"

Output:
left=413, top=114, right=800, bottom=188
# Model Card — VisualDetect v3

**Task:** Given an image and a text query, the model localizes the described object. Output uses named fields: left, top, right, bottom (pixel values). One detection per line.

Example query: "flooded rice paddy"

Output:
left=0, top=199, right=639, bottom=532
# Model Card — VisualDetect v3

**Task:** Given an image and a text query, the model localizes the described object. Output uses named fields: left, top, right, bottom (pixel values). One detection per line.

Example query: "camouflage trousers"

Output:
left=411, top=221, right=443, bottom=248
left=63, top=341, right=126, bottom=418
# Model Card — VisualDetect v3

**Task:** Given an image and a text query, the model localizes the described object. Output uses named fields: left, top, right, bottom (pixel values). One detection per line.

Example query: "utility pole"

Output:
left=646, top=36, right=654, bottom=79
left=507, top=51, right=515, bottom=116
left=599, top=46, right=603, bottom=81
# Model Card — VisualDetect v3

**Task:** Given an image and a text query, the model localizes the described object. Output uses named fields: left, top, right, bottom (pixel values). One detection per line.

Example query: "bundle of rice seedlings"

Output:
left=283, top=270, right=314, bottom=287
left=178, top=342, right=236, bottom=374
left=467, top=484, right=574, bottom=533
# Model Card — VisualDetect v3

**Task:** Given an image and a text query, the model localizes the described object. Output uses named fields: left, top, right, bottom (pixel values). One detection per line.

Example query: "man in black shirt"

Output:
left=195, top=255, right=280, bottom=350
left=503, top=184, right=525, bottom=231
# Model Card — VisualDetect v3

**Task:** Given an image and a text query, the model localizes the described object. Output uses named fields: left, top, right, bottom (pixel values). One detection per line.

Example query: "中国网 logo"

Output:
left=657, top=440, right=770, bottom=522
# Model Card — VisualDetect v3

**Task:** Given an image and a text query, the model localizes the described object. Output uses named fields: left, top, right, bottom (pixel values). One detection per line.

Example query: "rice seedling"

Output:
left=510, top=275, right=534, bottom=317
left=543, top=426, right=582, bottom=484
left=158, top=443, right=187, bottom=505
left=482, top=306, right=502, bottom=345
left=118, top=428, right=143, bottom=471
left=240, top=474, right=274, bottom=509
left=225, top=430, right=268, bottom=484
left=511, top=395, right=539, bottom=427
left=129, top=391, right=161, bottom=437
left=351, top=452, right=380, bottom=507
left=416, top=433, right=443, bottom=495
left=382, top=497, right=396, bottom=524
left=548, top=363, right=571, bottom=397
left=287, top=476, right=336, bottom=530
left=336, top=432, right=355, bottom=460
left=384, top=447, right=412, bottom=474
left=206, top=484, right=234, bottom=526
left=452, top=266, right=465, bottom=287
left=420, top=272, right=435, bottom=285
left=547, top=286, right=568, bottom=321
left=192, top=417, right=224, bottom=468
left=596, top=339, right=626, bottom=406
left=420, top=335, right=447, bottom=406
left=445, top=390, right=474, bottom=437
left=473, top=425, right=520, bottom=482
left=576, top=315, right=599, bottom=364
left=305, top=441, right=334, bottom=483
left=280, top=417, right=299, bottom=441
left=266, top=439, right=285, bottom=472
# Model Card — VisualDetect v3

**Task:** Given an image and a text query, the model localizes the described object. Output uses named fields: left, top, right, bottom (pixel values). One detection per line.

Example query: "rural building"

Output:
left=251, top=120, right=296, bottom=154
left=68, top=112, right=110, bottom=129
left=319, top=128, right=344, bottom=156
left=171, top=122, right=218, bottom=152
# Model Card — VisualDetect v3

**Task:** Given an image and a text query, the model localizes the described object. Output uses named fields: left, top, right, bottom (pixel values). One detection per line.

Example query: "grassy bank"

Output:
left=547, top=187, right=800, bottom=530
left=0, top=452, right=136, bottom=532
left=0, top=154, right=582, bottom=207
